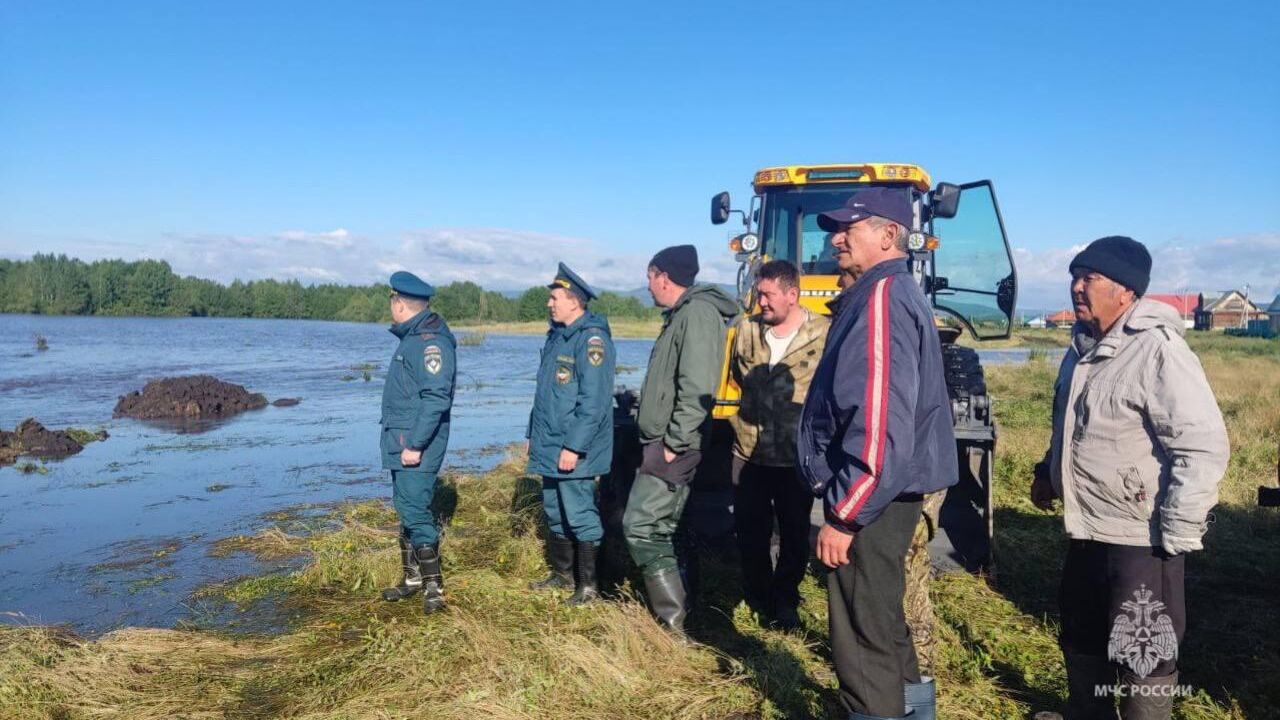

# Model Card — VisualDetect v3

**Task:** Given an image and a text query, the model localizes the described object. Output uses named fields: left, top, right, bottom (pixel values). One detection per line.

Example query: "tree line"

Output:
left=0, top=254, right=661, bottom=324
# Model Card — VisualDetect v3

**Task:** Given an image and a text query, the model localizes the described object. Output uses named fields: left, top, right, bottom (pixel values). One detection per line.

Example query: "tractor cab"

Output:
left=709, top=163, right=1019, bottom=572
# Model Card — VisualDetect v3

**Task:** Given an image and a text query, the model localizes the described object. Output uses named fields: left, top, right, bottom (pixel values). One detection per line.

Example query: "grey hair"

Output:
left=867, top=216, right=909, bottom=252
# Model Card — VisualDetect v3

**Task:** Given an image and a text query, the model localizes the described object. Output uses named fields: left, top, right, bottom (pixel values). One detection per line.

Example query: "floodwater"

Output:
left=0, top=314, right=1052, bottom=634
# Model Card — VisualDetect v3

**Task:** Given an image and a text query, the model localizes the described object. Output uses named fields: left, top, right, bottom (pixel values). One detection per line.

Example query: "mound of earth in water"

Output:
left=113, top=375, right=269, bottom=421
left=0, top=419, right=108, bottom=467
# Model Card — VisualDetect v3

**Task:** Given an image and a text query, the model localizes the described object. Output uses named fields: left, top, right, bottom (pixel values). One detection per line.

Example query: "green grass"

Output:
left=1, top=338, right=1275, bottom=719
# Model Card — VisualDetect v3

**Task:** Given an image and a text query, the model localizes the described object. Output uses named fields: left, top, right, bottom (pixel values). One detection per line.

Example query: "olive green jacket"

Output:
left=636, top=284, right=739, bottom=452
left=728, top=309, right=829, bottom=467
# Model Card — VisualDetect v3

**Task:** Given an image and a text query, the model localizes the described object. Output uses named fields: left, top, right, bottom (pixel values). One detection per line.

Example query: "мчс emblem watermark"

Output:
left=1100, top=584, right=1194, bottom=698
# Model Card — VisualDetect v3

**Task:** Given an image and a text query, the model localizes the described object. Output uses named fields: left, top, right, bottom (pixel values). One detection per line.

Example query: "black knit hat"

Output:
left=649, top=244, right=699, bottom=287
left=1069, top=236, right=1152, bottom=296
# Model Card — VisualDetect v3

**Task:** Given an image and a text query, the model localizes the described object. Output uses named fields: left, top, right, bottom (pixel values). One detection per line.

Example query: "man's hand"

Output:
left=663, top=445, right=677, bottom=464
left=400, top=448, right=423, bottom=467
left=1031, top=463, right=1056, bottom=511
left=816, top=524, right=855, bottom=569
left=557, top=448, right=579, bottom=473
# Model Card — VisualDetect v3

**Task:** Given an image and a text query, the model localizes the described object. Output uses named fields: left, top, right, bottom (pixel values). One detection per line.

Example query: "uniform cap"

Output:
left=389, top=271, right=435, bottom=299
left=548, top=262, right=597, bottom=304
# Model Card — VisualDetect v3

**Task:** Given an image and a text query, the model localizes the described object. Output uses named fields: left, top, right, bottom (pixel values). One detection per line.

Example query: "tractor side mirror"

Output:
left=711, top=191, right=731, bottom=225
left=929, top=182, right=961, bottom=220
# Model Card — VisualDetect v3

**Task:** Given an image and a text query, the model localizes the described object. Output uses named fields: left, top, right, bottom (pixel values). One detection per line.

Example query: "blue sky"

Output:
left=2, top=0, right=1277, bottom=308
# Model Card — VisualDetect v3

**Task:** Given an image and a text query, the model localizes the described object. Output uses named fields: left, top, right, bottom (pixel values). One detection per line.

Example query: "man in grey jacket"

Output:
left=623, top=244, right=738, bottom=635
left=1031, top=236, right=1229, bottom=720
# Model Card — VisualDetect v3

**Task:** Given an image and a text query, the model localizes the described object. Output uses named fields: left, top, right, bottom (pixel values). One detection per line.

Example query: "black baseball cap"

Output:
left=816, top=187, right=913, bottom=233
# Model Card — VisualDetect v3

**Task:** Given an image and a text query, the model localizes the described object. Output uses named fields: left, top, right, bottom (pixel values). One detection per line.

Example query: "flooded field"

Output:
left=0, top=314, right=1051, bottom=633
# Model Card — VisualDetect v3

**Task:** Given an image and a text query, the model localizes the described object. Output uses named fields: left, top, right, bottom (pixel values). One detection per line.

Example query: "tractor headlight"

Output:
left=907, top=232, right=927, bottom=251
left=739, top=233, right=760, bottom=253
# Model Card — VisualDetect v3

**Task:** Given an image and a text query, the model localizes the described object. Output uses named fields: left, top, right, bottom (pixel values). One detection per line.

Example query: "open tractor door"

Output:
left=706, top=164, right=1017, bottom=573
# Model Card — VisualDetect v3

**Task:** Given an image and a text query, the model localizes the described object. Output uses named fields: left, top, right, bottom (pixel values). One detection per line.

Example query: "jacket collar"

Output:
left=755, top=309, right=825, bottom=355
left=1073, top=303, right=1139, bottom=361
left=828, top=257, right=908, bottom=317
left=390, top=308, right=438, bottom=339
left=550, top=311, right=589, bottom=340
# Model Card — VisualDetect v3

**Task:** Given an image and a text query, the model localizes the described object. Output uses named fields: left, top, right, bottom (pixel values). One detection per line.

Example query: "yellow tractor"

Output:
left=706, top=162, right=1019, bottom=572
left=602, top=162, right=1017, bottom=601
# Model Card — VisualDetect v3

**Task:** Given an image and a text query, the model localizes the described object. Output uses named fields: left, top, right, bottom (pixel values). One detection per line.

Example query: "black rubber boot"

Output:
left=415, top=544, right=446, bottom=615
left=566, top=541, right=599, bottom=606
left=643, top=567, right=687, bottom=636
left=1063, top=653, right=1118, bottom=720
left=1118, top=671, right=1176, bottom=720
left=530, top=535, right=574, bottom=591
left=381, top=536, right=424, bottom=601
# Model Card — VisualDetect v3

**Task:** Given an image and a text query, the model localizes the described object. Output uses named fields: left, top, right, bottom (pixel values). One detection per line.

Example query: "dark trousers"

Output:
left=731, top=456, right=814, bottom=615
left=391, top=469, right=439, bottom=547
left=541, top=476, right=603, bottom=542
left=1059, top=540, right=1186, bottom=679
left=828, top=498, right=922, bottom=718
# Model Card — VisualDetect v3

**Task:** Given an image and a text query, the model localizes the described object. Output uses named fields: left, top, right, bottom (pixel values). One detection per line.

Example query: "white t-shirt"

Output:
left=765, top=324, right=799, bottom=369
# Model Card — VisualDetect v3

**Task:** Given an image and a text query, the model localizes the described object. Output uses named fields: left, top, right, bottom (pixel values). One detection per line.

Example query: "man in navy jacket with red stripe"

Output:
left=798, top=187, right=957, bottom=720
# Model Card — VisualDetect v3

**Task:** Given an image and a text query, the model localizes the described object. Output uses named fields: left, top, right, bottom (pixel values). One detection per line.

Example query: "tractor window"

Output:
left=761, top=185, right=911, bottom=275
left=930, top=181, right=1017, bottom=339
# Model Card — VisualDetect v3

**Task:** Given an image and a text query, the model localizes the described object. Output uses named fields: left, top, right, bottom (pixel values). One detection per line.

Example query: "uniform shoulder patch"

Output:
left=586, top=334, right=606, bottom=367
left=424, top=344, right=443, bottom=375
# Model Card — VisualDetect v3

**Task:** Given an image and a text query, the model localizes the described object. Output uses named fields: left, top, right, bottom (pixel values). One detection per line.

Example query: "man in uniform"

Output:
left=623, top=244, right=738, bottom=635
left=798, top=188, right=957, bottom=720
left=526, top=263, right=616, bottom=605
left=1031, top=236, right=1228, bottom=720
left=727, top=259, right=828, bottom=629
left=378, top=271, right=457, bottom=616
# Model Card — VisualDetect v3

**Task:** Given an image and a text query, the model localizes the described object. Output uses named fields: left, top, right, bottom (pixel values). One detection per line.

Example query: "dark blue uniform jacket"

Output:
left=797, top=258, right=957, bottom=531
left=380, top=309, right=456, bottom=473
left=526, top=311, right=616, bottom=479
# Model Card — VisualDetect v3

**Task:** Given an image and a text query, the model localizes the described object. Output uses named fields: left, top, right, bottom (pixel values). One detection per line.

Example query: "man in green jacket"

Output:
left=623, top=244, right=738, bottom=634
left=727, top=259, right=828, bottom=629
left=526, top=263, right=616, bottom=605
left=378, top=271, right=457, bottom=616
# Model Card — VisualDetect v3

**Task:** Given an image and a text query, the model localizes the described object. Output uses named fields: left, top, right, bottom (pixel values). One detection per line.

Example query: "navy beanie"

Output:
left=1069, top=236, right=1152, bottom=296
left=649, top=244, right=699, bottom=287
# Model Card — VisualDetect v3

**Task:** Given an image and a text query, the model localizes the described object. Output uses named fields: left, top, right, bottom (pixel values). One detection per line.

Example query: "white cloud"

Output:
left=1012, top=233, right=1280, bottom=312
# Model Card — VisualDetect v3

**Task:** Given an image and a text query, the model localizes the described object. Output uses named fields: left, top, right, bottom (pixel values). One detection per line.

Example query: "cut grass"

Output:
left=1, top=338, right=1274, bottom=719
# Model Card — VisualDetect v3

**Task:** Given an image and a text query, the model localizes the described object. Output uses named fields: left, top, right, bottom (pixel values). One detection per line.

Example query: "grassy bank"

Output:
left=2, top=340, right=1276, bottom=719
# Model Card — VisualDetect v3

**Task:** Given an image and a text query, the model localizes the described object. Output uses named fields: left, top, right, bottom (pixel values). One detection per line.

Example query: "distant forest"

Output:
left=0, top=254, right=661, bottom=324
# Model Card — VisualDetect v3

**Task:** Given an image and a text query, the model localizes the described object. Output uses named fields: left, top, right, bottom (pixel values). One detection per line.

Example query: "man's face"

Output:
left=1070, top=268, right=1133, bottom=332
left=756, top=277, right=798, bottom=326
left=546, top=287, right=581, bottom=324
left=829, top=218, right=886, bottom=277
left=389, top=295, right=409, bottom=323
left=646, top=268, right=669, bottom=308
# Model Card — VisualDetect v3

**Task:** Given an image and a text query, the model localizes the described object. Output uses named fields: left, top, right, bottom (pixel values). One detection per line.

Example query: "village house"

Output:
left=1268, top=294, right=1280, bottom=335
left=1045, top=309, right=1075, bottom=329
left=1195, top=290, right=1268, bottom=331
